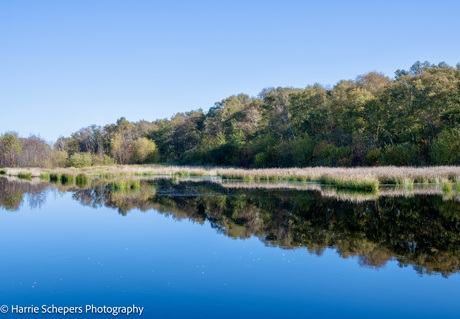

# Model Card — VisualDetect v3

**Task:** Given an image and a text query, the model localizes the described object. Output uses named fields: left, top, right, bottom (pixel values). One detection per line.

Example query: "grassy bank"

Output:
left=2, top=165, right=460, bottom=192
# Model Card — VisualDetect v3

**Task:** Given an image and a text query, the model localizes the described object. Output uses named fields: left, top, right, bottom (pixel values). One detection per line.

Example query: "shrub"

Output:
left=364, top=148, right=382, bottom=166
left=68, top=152, right=92, bottom=168
left=91, top=154, right=115, bottom=166
left=52, top=150, right=69, bottom=167
left=313, top=141, right=352, bottom=166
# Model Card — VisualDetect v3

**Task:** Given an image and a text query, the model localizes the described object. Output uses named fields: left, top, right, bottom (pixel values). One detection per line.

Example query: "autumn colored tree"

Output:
left=131, top=137, right=159, bottom=164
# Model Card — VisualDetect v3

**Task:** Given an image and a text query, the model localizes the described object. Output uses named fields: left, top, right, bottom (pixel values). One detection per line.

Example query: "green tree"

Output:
left=110, top=132, right=133, bottom=164
left=0, top=132, right=23, bottom=167
left=131, top=138, right=159, bottom=164
left=431, top=129, right=460, bottom=165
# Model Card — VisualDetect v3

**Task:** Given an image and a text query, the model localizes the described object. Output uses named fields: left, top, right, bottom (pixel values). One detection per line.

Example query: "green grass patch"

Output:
left=39, top=173, right=50, bottom=181
left=109, top=180, right=141, bottom=192
left=75, top=174, right=89, bottom=187
left=99, top=173, right=116, bottom=179
left=320, top=176, right=379, bottom=192
left=442, top=181, right=453, bottom=195
left=243, top=175, right=255, bottom=182
left=174, top=171, right=190, bottom=177
left=379, top=177, right=415, bottom=187
left=17, top=172, right=32, bottom=180
left=335, top=179, right=379, bottom=192
left=454, top=182, right=460, bottom=193
left=60, top=174, right=75, bottom=185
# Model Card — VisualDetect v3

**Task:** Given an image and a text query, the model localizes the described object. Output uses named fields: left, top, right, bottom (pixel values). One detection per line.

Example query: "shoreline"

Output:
left=2, top=165, right=460, bottom=193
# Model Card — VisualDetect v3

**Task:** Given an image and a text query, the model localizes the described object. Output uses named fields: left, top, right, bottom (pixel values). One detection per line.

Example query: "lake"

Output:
left=0, top=177, right=459, bottom=318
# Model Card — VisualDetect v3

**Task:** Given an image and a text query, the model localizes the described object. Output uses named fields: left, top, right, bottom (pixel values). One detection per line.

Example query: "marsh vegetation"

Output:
left=2, top=165, right=460, bottom=193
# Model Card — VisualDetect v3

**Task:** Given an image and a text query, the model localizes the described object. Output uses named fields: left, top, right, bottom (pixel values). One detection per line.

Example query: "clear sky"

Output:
left=1, top=0, right=459, bottom=142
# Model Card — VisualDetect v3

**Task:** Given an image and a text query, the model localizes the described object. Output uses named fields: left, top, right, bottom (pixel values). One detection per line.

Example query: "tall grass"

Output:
left=218, top=166, right=460, bottom=188
left=321, top=176, right=379, bottom=192
left=60, top=174, right=75, bottom=185
left=442, top=180, right=453, bottom=195
left=39, top=173, right=50, bottom=181
left=76, top=174, right=89, bottom=187
left=3, top=165, right=460, bottom=193
left=454, top=182, right=460, bottom=193
left=220, top=169, right=379, bottom=192
left=109, top=180, right=141, bottom=192
left=17, top=172, right=32, bottom=180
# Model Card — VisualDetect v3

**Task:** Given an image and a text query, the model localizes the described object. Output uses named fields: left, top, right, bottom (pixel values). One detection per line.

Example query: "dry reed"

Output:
left=2, top=165, right=460, bottom=192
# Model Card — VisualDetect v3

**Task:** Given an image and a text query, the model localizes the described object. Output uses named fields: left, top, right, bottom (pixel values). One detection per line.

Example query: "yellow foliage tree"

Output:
left=131, top=137, right=159, bottom=164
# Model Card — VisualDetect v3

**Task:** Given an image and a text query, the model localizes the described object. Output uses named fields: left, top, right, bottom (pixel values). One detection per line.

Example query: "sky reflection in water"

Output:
left=0, top=178, right=459, bottom=318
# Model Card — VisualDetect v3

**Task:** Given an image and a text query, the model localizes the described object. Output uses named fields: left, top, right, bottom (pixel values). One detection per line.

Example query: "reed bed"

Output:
left=218, top=168, right=381, bottom=191
left=222, top=181, right=322, bottom=192
left=217, top=166, right=460, bottom=184
left=221, top=181, right=452, bottom=202
left=5, top=168, right=460, bottom=202
left=217, top=166, right=460, bottom=191
left=226, top=182, right=460, bottom=203
left=2, top=165, right=460, bottom=192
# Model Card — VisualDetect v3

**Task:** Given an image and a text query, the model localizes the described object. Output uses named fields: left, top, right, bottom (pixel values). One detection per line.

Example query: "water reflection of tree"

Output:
left=2, top=178, right=460, bottom=276
left=145, top=181, right=460, bottom=277
left=0, top=177, right=50, bottom=211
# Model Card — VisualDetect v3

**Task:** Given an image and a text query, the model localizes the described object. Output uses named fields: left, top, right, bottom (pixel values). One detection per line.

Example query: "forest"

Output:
left=1, top=61, right=460, bottom=168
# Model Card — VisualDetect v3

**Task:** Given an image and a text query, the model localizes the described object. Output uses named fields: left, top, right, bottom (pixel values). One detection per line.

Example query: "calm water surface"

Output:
left=0, top=177, right=459, bottom=318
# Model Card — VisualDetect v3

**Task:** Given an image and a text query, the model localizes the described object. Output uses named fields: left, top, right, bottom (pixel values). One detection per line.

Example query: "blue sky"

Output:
left=1, top=0, right=459, bottom=142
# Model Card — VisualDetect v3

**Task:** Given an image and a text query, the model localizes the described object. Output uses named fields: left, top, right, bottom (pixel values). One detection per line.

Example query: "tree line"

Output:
left=2, top=61, right=460, bottom=168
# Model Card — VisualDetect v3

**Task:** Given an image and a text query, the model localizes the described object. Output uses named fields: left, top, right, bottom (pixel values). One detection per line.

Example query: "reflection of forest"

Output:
left=0, top=177, right=50, bottom=210
left=2, top=177, right=460, bottom=277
